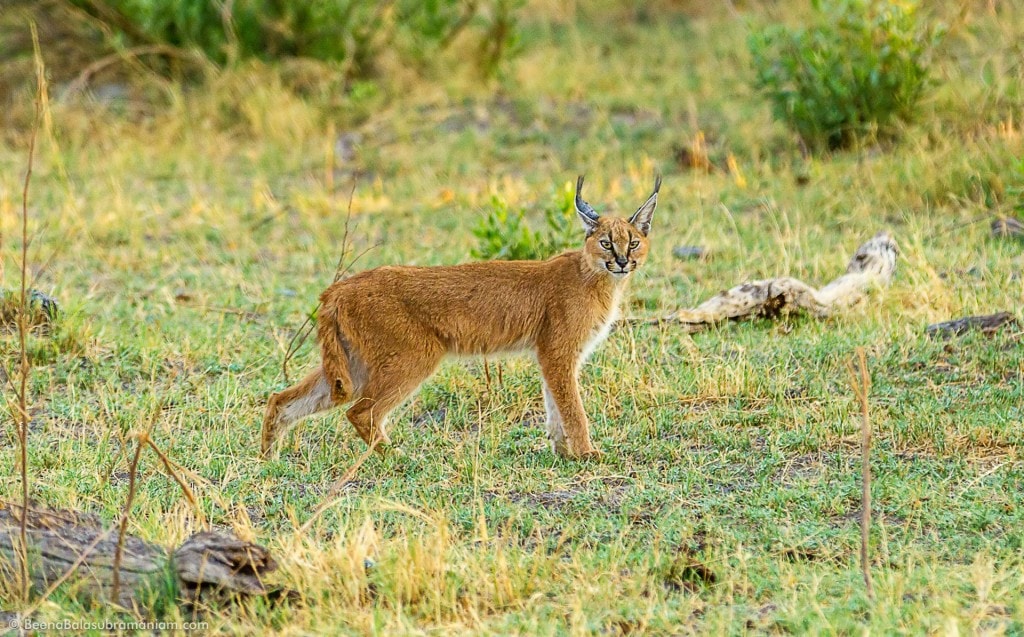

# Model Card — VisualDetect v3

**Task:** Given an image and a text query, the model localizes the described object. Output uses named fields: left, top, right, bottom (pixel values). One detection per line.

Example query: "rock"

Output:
left=672, top=246, right=708, bottom=261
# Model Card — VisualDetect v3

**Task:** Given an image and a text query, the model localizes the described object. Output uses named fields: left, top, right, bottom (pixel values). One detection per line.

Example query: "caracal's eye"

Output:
left=629, top=240, right=640, bottom=250
left=599, top=240, right=612, bottom=250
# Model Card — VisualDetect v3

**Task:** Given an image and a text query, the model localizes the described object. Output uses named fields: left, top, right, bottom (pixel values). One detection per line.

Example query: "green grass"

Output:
left=1, top=1, right=1023, bottom=634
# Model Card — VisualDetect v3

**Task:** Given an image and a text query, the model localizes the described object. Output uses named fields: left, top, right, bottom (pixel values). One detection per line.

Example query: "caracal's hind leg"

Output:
left=346, top=350, right=443, bottom=452
left=261, top=366, right=342, bottom=456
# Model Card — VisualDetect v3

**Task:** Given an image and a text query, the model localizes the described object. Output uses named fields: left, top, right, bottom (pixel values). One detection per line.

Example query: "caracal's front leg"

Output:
left=541, top=380, right=568, bottom=456
left=537, top=349, right=600, bottom=458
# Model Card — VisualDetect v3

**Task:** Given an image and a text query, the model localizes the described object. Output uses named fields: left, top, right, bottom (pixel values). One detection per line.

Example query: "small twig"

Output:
left=924, top=213, right=992, bottom=242
left=340, top=243, right=381, bottom=277
left=281, top=311, right=318, bottom=384
left=297, top=435, right=384, bottom=536
left=72, top=0, right=160, bottom=46
left=145, top=437, right=208, bottom=529
left=324, top=122, right=336, bottom=194
left=111, top=431, right=146, bottom=605
left=438, top=0, right=480, bottom=51
left=175, top=302, right=261, bottom=319
left=333, top=182, right=358, bottom=283
left=218, top=0, right=239, bottom=66
left=847, top=347, right=874, bottom=601
left=61, top=44, right=209, bottom=99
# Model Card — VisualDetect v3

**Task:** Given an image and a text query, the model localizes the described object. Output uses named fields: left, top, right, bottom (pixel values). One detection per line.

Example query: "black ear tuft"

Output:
left=574, top=174, right=600, bottom=234
left=629, top=175, right=660, bottom=236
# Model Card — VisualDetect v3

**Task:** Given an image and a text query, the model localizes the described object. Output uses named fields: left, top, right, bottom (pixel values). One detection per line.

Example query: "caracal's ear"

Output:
left=629, top=175, right=661, bottom=236
left=574, top=175, right=600, bottom=236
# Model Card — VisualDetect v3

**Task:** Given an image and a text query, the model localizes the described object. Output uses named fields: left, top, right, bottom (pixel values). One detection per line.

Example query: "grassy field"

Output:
left=1, top=1, right=1023, bottom=634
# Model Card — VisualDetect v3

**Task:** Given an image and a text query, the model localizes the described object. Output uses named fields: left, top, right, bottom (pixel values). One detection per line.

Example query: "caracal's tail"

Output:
left=260, top=298, right=355, bottom=456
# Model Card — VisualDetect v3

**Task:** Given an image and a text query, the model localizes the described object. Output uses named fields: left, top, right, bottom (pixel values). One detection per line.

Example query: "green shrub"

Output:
left=748, top=0, right=944, bottom=150
left=58, top=0, right=521, bottom=78
left=1010, top=157, right=1024, bottom=214
left=471, top=181, right=579, bottom=261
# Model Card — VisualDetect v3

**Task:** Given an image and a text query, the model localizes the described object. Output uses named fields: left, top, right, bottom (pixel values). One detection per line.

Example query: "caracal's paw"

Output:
left=376, top=443, right=406, bottom=458
left=577, top=447, right=605, bottom=461
left=368, top=434, right=405, bottom=458
left=554, top=441, right=605, bottom=460
left=259, top=438, right=275, bottom=459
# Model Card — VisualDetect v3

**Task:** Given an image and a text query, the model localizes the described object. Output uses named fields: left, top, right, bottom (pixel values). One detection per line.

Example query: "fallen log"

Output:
left=925, top=312, right=1018, bottom=338
left=643, top=231, right=898, bottom=332
left=0, top=503, right=278, bottom=609
left=991, top=216, right=1024, bottom=239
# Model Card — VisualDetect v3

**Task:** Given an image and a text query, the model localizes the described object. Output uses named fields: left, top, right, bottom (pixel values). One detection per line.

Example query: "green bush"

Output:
left=748, top=0, right=944, bottom=150
left=471, top=182, right=580, bottom=261
left=61, top=0, right=521, bottom=78
left=1010, top=157, right=1024, bottom=214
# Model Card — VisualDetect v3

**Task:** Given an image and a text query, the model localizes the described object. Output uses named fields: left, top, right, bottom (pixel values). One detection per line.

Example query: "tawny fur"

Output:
left=261, top=176, right=660, bottom=459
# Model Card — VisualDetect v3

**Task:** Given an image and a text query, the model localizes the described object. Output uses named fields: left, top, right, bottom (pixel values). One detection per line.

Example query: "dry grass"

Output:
left=1, top=1, right=1023, bottom=633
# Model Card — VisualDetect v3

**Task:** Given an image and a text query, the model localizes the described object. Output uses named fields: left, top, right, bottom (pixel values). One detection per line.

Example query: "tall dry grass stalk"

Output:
left=8, top=20, right=47, bottom=605
left=848, top=347, right=874, bottom=601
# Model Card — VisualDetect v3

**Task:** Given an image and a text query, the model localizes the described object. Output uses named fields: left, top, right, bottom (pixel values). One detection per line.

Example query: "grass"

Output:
left=1, top=1, right=1023, bottom=633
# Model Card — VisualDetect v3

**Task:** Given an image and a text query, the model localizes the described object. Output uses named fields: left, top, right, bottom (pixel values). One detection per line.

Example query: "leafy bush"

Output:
left=58, top=0, right=521, bottom=78
left=471, top=182, right=580, bottom=261
left=748, top=0, right=944, bottom=150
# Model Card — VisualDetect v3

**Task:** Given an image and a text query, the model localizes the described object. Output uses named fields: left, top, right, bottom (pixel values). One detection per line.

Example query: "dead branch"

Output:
left=644, top=232, right=898, bottom=331
left=925, top=312, right=1018, bottom=339
left=0, top=503, right=280, bottom=608
left=991, top=216, right=1024, bottom=239
left=60, top=44, right=210, bottom=99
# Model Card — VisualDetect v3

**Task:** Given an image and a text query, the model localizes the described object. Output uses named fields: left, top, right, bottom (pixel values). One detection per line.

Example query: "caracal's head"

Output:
left=574, top=175, right=661, bottom=281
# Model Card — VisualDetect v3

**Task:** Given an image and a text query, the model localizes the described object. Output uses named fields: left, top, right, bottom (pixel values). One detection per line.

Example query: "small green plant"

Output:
left=748, top=0, right=944, bottom=150
left=1010, top=157, right=1024, bottom=214
left=470, top=195, right=540, bottom=261
left=471, top=181, right=579, bottom=261
left=540, top=180, right=580, bottom=255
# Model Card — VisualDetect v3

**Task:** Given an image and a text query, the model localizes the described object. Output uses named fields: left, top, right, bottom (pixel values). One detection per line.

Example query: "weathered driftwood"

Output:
left=0, top=503, right=277, bottom=608
left=646, top=231, right=898, bottom=332
left=991, top=216, right=1023, bottom=239
left=925, top=312, right=1018, bottom=339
